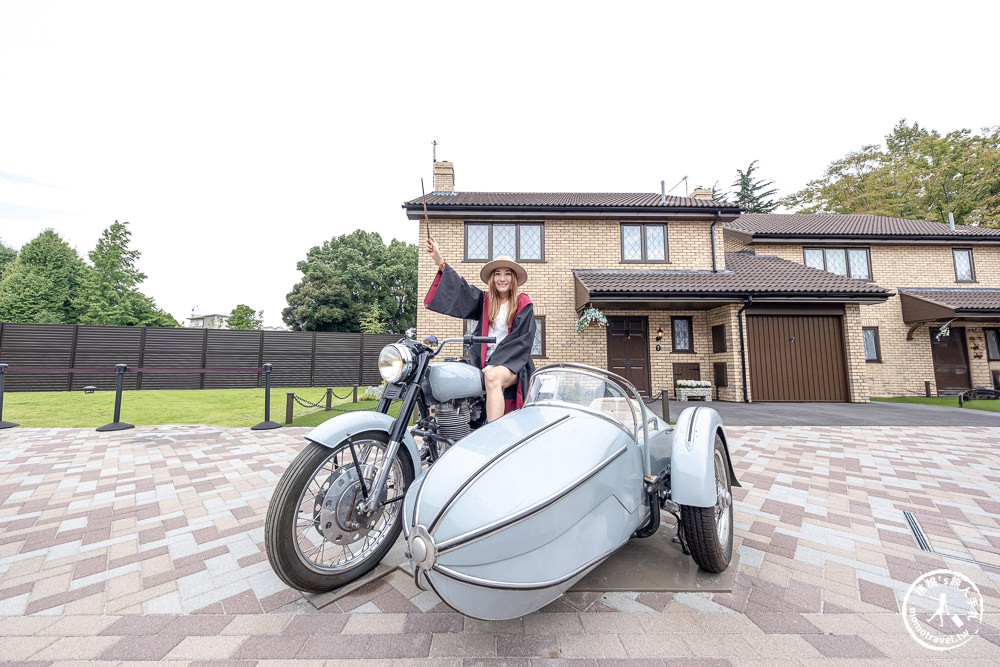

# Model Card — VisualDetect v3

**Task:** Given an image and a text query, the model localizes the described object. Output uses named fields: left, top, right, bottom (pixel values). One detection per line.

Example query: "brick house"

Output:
left=406, top=162, right=1000, bottom=402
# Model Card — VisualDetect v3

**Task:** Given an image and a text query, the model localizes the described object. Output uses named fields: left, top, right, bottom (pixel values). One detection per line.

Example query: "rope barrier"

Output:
left=3, top=366, right=263, bottom=374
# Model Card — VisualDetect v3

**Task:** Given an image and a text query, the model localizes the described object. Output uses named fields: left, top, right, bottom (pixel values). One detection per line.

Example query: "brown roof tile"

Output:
left=897, top=288, right=1000, bottom=311
left=727, top=213, right=1000, bottom=238
left=404, top=192, right=735, bottom=209
left=574, top=252, right=892, bottom=297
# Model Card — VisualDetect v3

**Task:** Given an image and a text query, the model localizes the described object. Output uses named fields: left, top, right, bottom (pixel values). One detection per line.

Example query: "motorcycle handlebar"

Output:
left=430, top=335, right=496, bottom=359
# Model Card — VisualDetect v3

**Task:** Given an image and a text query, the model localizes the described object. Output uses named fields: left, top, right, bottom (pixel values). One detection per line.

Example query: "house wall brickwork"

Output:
left=742, top=240, right=1000, bottom=396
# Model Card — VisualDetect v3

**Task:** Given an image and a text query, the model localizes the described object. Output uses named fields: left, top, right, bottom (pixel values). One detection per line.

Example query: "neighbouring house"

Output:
left=405, top=162, right=1000, bottom=402
left=186, top=312, right=228, bottom=329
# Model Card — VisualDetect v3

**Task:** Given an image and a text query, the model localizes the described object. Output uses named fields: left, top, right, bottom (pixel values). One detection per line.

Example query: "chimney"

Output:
left=433, top=161, right=455, bottom=192
left=690, top=187, right=714, bottom=201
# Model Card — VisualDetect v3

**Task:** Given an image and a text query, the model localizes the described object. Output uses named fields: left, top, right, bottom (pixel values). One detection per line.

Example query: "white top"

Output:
left=485, top=302, right=509, bottom=367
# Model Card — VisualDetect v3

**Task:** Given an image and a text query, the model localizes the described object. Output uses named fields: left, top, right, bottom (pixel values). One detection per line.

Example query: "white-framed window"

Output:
left=621, top=223, right=667, bottom=263
left=804, top=247, right=871, bottom=280
left=465, top=223, right=543, bottom=262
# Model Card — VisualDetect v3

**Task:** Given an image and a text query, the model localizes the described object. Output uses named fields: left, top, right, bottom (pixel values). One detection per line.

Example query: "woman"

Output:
left=424, top=236, right=536, bottom=422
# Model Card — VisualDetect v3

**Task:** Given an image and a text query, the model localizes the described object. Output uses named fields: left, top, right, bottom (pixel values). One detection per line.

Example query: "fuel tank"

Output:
left=402, top=403, right=646, bottom=620
left=427, top=361, right=486, bottom=402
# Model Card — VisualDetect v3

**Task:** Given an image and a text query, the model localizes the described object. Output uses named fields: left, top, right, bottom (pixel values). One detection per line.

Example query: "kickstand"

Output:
left=670, top=512, right=691, bottom=555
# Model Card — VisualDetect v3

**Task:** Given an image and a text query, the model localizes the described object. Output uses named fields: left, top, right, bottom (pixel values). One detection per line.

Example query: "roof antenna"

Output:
left=667, top=175, right=688, bottom=196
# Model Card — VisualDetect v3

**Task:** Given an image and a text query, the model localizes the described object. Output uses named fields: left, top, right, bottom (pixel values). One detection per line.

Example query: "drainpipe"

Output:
left=737, top=294, right=753, bottom=403
left=710, top=211, right=720, bottom=273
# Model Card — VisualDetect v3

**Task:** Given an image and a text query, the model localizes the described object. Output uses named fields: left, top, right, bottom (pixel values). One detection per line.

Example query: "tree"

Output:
left=781, top=121, right=1000, bottom=226
left=0, top=229, right=85, bottom=324
left=0, top=240, right=16, bottom=281
left=359, top=303, right=387, bottom=334
left=730, top=160, right=778, bottom=213
left=283, top=230, right=417, bottom=333
left=75, top=221, right=178, bottom=327
left=227, top=304, right=263, bottom=330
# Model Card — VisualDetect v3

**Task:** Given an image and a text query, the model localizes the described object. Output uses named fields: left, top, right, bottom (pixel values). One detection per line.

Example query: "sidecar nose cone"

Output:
left=408, top=525, right=436, bottom=570
left=412, top=536, right=428, bottom=562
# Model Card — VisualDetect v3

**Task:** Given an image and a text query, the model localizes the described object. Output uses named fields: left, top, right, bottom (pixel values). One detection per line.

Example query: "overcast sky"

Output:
left=1, top=0, right=997, bottom=327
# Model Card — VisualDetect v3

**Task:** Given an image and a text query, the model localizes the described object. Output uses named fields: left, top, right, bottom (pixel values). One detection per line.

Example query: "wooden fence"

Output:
left=0, top=322, right=399, bottom=392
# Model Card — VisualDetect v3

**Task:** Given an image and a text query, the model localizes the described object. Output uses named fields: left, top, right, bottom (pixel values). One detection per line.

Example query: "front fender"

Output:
left=670, top=406, right=738, bottom=507
left=305, top=410, right=421, bottom=474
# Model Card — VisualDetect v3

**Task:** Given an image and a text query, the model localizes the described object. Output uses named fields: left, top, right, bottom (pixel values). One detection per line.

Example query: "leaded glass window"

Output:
left=464, top=223, right=544, bottom=262
left=531, top=317, right=545, bottom=356
left=986, top=328, right=1000, bottom=361
left=672, top=316, right=692, bottom=352
left=954, top=248, right=974, bottom=281
left=519, top=225, right=542, bottom=260
left=621, top=223, right=668, bottom=262
left=467, top=225, right=489, bottom=260
left=622, top=225, right=643, bottom=261
left=804, top=247, right=871, bottom=279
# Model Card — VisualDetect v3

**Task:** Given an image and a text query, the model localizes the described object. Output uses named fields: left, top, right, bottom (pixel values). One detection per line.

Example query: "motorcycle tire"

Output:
left=680, top=435, right=733, bottom=573
left=265, top=431, right=414, bottom=592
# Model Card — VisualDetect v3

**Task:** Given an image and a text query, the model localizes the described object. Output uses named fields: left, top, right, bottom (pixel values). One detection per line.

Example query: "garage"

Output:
left=748, top=314, right=849, bottom=402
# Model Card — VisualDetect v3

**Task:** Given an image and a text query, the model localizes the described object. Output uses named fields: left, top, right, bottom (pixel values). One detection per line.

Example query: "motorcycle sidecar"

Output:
left=402, top=363, right=739, bottom=620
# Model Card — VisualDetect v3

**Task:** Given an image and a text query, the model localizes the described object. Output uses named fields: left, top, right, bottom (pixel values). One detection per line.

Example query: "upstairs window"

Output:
left=953, top=248, right=975, bottom=282
left=804, top=247, right=871, bottom=280
left=621, top=223, right=668, bottom=263
left=465, top=223, right=543, bottom=262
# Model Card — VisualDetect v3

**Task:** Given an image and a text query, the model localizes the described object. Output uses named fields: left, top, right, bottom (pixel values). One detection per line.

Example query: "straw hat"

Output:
left=480, top=256, right=528, bottom=286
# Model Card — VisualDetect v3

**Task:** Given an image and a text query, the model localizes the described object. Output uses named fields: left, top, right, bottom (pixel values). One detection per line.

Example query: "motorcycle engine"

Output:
left=435, top=400, right=471, bottom=444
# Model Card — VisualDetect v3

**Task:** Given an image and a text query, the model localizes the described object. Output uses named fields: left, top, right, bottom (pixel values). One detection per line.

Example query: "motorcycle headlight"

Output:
left=378, top=343, right=415, bottom=383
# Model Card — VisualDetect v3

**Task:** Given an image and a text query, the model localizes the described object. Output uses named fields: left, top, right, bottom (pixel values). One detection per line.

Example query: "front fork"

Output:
left=357, top=357, right=428, bottom=515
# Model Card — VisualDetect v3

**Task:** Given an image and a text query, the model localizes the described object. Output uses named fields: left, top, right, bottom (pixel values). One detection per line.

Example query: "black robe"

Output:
left=424, top=264, right=536, bottom=414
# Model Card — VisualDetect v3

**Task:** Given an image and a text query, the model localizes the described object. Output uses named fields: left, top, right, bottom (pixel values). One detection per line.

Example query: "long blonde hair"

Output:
left=487, top=272, right=519, bottom=329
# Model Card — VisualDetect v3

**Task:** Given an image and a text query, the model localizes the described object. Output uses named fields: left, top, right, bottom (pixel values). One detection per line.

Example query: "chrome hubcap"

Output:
left=714, top=449, right=732, bottom=548
left=316, top=464, right=384, bottom=545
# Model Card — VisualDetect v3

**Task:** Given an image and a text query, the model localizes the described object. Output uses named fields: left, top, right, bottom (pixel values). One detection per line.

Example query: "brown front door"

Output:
left=748, top=315, right=848, bottom=401
left=930, top=326, right=970, bottom=391
left=606, top=316, right=651, bottom=396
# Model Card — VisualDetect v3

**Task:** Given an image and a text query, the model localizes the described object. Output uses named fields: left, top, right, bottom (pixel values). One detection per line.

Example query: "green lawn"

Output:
left=0, top=386, right=395, bottom=428
left=871, top=396, right=1000, bottom=413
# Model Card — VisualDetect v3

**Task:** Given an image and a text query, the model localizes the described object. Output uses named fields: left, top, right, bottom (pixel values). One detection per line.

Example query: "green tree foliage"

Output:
left=283, top=230, right=417, bottom=333
left=731, top=160, right=778, bottom=213
left=227, top=304, right=263, bottom=330
left=0, top=240, right=16, bottom=280
left=75, top=221, right=178, bottom=327
left=782, top=121, right=1000, bottom=226
left=359, top=303, right=387, bottom=334
left=0, top=229, right=85, bottom=323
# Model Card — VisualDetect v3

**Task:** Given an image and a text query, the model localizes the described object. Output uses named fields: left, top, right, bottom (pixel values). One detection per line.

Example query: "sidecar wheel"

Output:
left=265, top=432, right=413, bottom=592
left=680, top=435, right=733, bottom=573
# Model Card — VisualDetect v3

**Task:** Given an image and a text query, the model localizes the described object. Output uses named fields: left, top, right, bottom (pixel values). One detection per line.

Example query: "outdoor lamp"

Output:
left=655, top=327, right=663, bottom=351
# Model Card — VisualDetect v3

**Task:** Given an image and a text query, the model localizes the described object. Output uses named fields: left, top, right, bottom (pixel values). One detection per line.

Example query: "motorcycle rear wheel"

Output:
left=265, top=431, right=414, bottom=592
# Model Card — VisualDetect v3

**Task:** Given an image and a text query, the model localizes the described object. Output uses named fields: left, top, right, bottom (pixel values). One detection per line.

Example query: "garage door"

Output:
left=748, top=315, right=848, bottom=402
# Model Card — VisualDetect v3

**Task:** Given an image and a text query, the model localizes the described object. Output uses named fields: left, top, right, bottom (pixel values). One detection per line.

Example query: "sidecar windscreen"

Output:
left=524, top=367, right=640, bottom=435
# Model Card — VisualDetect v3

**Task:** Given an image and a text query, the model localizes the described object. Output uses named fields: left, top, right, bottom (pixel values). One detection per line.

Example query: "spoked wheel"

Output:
left=680, top=435, right=733, bottom=573
left=265, top=431, right=414, bottom=592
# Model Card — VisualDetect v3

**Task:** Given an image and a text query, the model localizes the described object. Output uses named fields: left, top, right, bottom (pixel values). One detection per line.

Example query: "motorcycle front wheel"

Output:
left=265, top=431, right=414, bottom=592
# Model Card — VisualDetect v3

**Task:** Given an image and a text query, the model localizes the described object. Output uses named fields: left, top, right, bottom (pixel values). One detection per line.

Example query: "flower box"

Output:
left=676, top=387, right=713, bottom=402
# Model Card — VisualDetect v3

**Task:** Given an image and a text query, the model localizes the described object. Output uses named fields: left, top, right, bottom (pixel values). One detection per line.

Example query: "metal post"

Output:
left=326, top=387, right=332, bottom=411
left=924, top=381, right=932, bottom=397
left=0, top=364, right=18, bottom=429
left=252, top=363, right=282, bottom=430
left=286, top=392, right=295, bottom=425
left=353, top=386, right=358, bottom=403
left=660, top=388, right=670, bottom=423
left=97, top=364, right=134, bottom=431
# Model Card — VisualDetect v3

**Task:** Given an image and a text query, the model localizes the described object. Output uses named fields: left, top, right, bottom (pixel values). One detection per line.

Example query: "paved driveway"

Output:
left=1, top=424, right=1000, bottom=664
left=651, top=398, right=1000, bottom=426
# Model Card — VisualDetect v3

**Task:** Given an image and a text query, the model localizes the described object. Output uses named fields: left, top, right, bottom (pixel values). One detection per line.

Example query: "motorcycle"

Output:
left=264, top=334, right=495, bottom=592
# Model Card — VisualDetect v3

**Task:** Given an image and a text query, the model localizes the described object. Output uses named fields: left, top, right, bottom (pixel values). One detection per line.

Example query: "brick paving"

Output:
left=1, top=423, right=999, bottom=665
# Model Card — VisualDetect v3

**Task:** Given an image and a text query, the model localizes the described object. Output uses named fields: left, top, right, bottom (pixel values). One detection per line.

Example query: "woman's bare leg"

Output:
left=484, top=365, right=517, bottom=422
